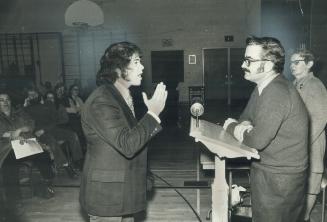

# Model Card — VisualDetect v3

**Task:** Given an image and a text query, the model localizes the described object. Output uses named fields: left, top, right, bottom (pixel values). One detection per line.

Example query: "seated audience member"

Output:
left=23, top=87, right=44, bottom=107
left=67, top=84, right=84, bottom=115
left=23, top=89, right=79, bottom=178
left=45, top=91, right=85, bottom=168
left=55, top=84, right=86, bottom=151
left=45, top=91, right=69, bottom=126
left=0, top=93, right=55, bottom=209
left=23, top=89, right=66, bottom=162
left=46, top=91, right=85, bottom=166
left=54, top=83, right=67, bottom=107
left=290, top=49, right=327, bottom=222
left=65, top=84, right=86, bottom=150
left=39, top=81, right=53, bottom=96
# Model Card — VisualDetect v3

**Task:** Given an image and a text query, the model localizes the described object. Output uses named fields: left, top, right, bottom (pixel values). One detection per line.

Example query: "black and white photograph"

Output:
left=0, top=1, right=327, bottom=222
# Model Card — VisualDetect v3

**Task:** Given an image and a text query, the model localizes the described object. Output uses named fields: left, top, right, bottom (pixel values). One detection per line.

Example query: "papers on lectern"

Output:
left=190, top=117, right=260, bottom=159
left=11, top=138, right=43, bottom=159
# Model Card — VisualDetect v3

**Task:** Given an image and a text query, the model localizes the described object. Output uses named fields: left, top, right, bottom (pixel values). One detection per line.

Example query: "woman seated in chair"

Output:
left=57, top=84, right=86, bottom=152
left=0, top=92, right=56, bottom=213
left=23, top=89, right=79, bottom=178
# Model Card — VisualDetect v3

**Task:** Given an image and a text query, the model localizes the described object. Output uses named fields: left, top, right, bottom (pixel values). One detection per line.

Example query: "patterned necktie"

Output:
left=294, top=81, right=303, bottom=90
left=294, top=81, right=299, bottom=88
left=126, top=93, right=135, bottom=117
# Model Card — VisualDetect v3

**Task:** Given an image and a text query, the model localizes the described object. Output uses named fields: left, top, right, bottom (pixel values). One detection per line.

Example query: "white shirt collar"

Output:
left=257, top=73, right=279, bottom=95
left=114, top=80, right=161, bottom=123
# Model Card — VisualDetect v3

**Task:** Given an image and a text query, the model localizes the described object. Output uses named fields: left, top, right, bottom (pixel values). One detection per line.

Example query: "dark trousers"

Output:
left=251, top=166, right=307, bottom=222
left=49, top=127, right=83, bottom=162
left=39, top=133, right=68, bottom=166
left=1, top=150, right=54, bottom=202
left=67, top=114, right=87, bottom=151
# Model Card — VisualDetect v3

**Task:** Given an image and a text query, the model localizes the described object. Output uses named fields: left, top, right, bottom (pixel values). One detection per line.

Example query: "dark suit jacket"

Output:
left=79, top=83, right=162, bottom=216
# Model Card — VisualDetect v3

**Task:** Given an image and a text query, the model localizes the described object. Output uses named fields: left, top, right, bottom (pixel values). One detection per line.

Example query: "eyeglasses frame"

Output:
left=243, top=58, right=272, bottom=66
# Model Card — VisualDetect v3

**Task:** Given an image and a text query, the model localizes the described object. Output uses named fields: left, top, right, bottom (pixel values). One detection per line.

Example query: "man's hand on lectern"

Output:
left=223, top=118, right=238, bottom=130
left=234, top=122, right=253, bottom=142
left=239, top=120, right=252, bottom=127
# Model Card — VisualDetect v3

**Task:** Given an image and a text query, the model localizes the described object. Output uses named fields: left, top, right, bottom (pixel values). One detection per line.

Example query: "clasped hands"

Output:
left=2, top=126, right=31, bottom=140
left=142, top=82, right=168, bottom=116
left=223, top=118, right=253, bottom=142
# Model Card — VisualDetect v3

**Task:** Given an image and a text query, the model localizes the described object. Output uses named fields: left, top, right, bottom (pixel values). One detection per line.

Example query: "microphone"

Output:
left=190, top=100, right=204, bottom=127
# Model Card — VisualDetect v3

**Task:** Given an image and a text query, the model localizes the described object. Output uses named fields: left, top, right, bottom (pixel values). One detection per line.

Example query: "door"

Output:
left=230, top=48, right=255, bottom=104
left=203, top=48, right=228, bottom=103
left=151, top=50, right=184, bottom=126
left=203, top=48, right=254, bottom=106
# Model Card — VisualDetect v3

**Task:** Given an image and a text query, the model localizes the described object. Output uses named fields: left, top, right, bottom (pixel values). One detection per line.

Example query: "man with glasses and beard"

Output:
left=223, top=36, right=309, bottom=222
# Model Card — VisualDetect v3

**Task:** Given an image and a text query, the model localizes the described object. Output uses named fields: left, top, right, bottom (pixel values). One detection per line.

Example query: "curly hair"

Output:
left=96, top=42, right=142, bottom=85
left=246, top=36, right=285, bottom=73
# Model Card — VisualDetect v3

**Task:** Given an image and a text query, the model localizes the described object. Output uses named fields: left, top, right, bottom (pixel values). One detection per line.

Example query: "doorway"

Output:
left=203, top=48, right=254, bottom=102
left=203, top=48, right=254, bottom=118
left=151, top=50, right=184, bottom=126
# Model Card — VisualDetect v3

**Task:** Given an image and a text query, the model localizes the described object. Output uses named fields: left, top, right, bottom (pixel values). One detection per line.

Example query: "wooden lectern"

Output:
left=189, top=117, right=260, bottom=222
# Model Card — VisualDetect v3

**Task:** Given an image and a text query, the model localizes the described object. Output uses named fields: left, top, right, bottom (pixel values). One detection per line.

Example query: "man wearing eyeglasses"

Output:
left=290, top=49, right=327, bottom=222
left=223, top=36, right=309, bottom=222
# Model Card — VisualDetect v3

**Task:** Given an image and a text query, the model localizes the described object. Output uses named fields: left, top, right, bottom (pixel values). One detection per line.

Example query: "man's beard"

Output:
left=243, top=64, right=267, bottom=83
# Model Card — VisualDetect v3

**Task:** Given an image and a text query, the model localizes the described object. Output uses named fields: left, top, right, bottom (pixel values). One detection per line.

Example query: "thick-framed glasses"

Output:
left=290, top=60, right=305, bottom=65
left=243, top=58, right=271, bottom=66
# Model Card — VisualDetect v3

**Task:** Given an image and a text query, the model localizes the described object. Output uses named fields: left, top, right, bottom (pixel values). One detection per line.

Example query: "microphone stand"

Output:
left=190, top=102, right=204, bottom=128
